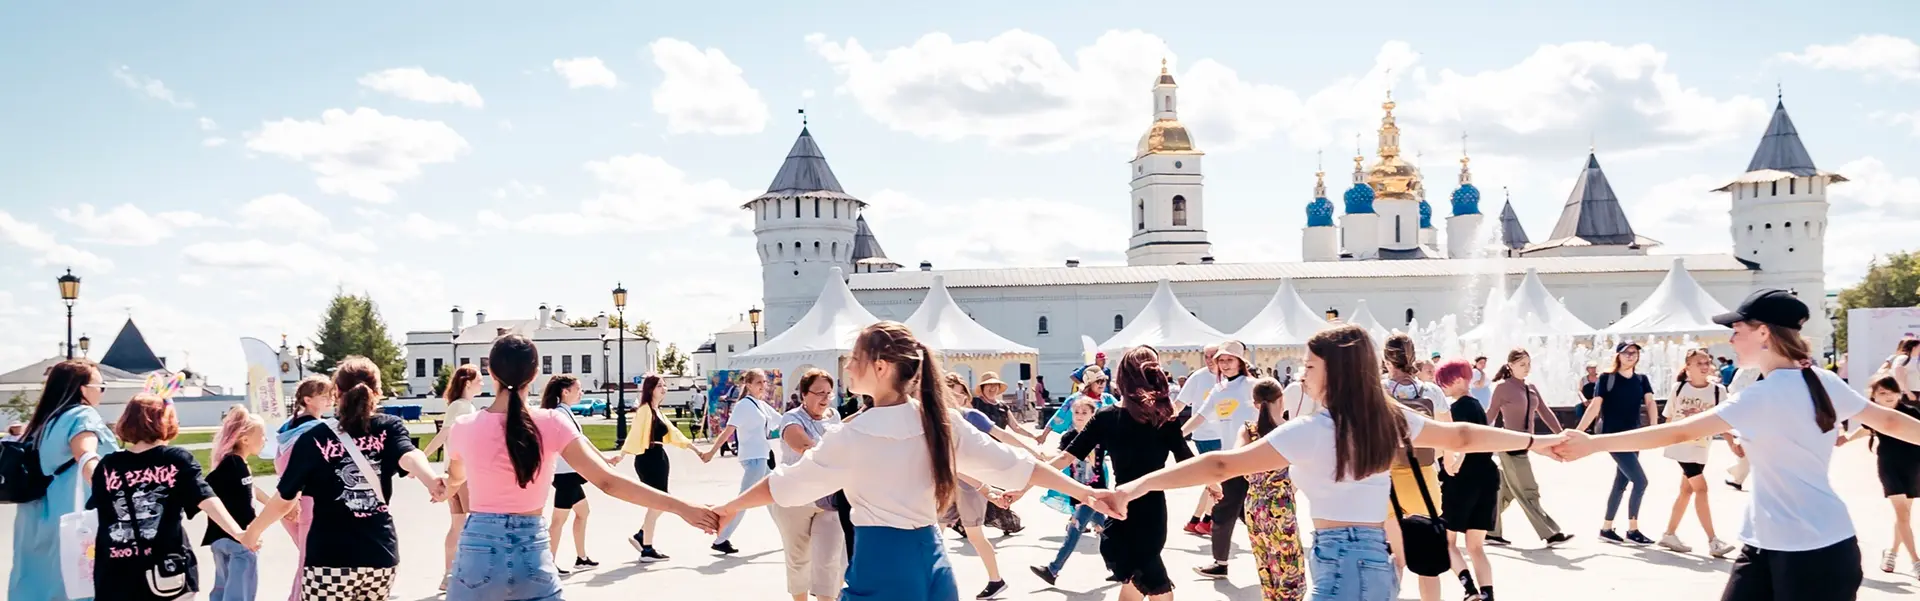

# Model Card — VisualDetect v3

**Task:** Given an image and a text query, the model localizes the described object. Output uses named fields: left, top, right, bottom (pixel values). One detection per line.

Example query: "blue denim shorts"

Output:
left=449, top=513, right=561, bottom=601
left=1307, top=526, right=1398, bottom=601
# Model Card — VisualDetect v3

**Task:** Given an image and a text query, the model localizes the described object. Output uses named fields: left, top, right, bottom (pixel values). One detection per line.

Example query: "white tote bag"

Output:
left=58, top=470, right=97, bottom=600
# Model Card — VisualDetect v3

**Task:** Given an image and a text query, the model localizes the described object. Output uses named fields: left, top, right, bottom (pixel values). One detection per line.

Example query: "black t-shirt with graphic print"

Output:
left=275, top=414, right=417, bottom=569
left=202, top=453, right=257, bottom=546
left=89, top=445, right=215, bottom=601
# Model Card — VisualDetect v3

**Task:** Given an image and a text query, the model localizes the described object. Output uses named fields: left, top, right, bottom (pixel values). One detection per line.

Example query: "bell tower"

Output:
left=746, top=123, right=862, bottom=339
left=1127, top=59, right=1211, bottom=266
left=1716, top=95, right=1839, bottom=353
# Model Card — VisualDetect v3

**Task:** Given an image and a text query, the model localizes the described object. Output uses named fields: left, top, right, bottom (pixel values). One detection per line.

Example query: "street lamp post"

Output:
left=613, top=283, right=629, bottom=448
left=296, top=344, right=308, bottom=378
left=748, top=307, right=762, bottom=348
left=58, top=269, right=80, bottom=359
left=601, top=337, right=612, bottom=418
left=77, top=335, right=91, bottom=358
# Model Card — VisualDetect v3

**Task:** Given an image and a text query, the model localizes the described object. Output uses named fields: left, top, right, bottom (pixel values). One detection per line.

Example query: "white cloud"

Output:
left=112, top=65, right=194, bottom=108
left=182, top=240, right=332, bottom=271
left=1779, top=35, right=1920, bottom=81
left=1875, top=109, right=1920, bottom=137
left=552, top=57, right=619, bottom=89
left=648, top=38, right=769, bottom=135
left=1822, top=156, right=1920, bottom=287
left=1622, top=174, right=1729, bottom=254
left=480, top=153, right=753, bottom=236
left=198, top=117, right=218, bottom=131
left=860, top=189, right=1125, bottom=269
left=491, top=180, right=548, bottom=200
left=202, top=137, right=228, bottom=147
left=54, top=203, right=218, bottom=246
left=245, top=108, right=470, bottom=202
left=238, top=193, right=329, bottom=229
left=398, top=213, right=459, bottom=241
left=0, top=211, right=112, bottom=271
left=356, top=68, right=485, bottom=108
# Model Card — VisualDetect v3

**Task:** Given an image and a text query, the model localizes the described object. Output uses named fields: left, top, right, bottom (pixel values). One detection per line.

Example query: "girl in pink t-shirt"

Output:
left=440, top=335, right=720, bottom=601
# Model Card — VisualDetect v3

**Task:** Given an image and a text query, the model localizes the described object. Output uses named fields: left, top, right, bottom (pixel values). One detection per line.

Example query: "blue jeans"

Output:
left=842, top=526, right=956, bottom=601
left=1605, top=451, right=1648, bottom=521
left=450, top=513, right=562, bottom=601
left=1194, top=438, right=1223, bottom=453
left=208, top=538, right=257, bottom=601
left=718, top=455, right=773, bottom=543
left=1307, top=526, right=1398, bottom=601
left=1046, top=504, right=1104, bottom=574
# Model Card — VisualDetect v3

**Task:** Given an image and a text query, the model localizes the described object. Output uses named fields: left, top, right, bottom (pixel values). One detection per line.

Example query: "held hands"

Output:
left=237, top=529, right=264, bottom=552
left=1544, top=430, right=1599, bottom=462
left=1085, top=487, right=1132, bottom=521
left=679, top=503, right=723, bottom=535
left=1204, top=483, right=1224, bottom=501
left=1525, top=433, right=1568, bottom=460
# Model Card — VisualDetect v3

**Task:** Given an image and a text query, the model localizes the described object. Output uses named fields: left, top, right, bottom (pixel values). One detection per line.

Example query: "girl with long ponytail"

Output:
left=270, top=376, right=333, bottom=601
left=1554, top=289, right=1920, bottom=600
left=1482, top=348, right=1572, bottom=546
left=433, top=335, right=718, bottom=601
left=419, top=363, right=482, bottom=589
left=716, top=321, right=1112, bottom=601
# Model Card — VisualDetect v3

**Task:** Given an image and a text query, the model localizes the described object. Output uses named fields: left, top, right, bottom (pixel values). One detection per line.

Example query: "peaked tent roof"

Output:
left=1231, top=279, right=1331, bottom=347
left=904, top=276, right=1038, bottom=357
left=1536, top=153, right=1655, bottom=248
left=1344, top=300, right=1390, bottom=345
left=1602, top=258, right=1734, bottom=337
left=1712, top=100, right=1848, bottom=191
left=1464, top=268, right=1595, bottom=339
left=850, top=215, right=891, bottom=263
left=100, top=318, right=167, bottom=375
left=1499, top=200, right=1530, bottom=250
left=744, top=127, right=863, bottom=206
left=1100, top=280, right=1229, bottom=352
left=732, top=267, right=880, bottom=367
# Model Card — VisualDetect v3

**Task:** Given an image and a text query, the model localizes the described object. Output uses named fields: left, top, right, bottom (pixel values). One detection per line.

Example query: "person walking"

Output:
left=1574, top=342, right=1660, bottom=545
left=238, top=357, right=448, bottom=601
left=1655, top=348, right=1738, bottom=558
left=1435, top=361, right=1499, bottom=601
left=272, top=376, right=334, bottom=601
left=206, top=405, right=269, bottom=601
left=431, top=335, right=720, bottom=601
left=420, top=363, right=483, bottom=589
left=1552, top=288, right=1920, bottom=600
left=91, top=394, right=253, bottom=601
left=942, top=373, right=1016, bottom=598
left=1178, top=344, right=1224, bottom=537
left=1239, top=377, right=1305, bottom=601
left=1182, top=341, right=1259, bottom=579
left=1381, top=333, right=1454, bottom=601
left=1843, top=373, right=1920, bottom=578
left=1040, top=371, right=1118, bottom=445
left=772, top=369, right=848, bottom=601
left=1104, top=325, right=1562, bottom=601
left=1028, top=396, right=1109, bottom=587
left=539, top=375, right=601, bottom=574
left=701, top=368, right=783, bottom=555
left=8, top=359, right=120, bottom=601
left=1482, top=349, right=1572, bottom=547
left=618, top=374, right=702, bottom=561
left=713, top=321, right=1108, bottom=601
left=1469, top=357, right=1494, bottom=411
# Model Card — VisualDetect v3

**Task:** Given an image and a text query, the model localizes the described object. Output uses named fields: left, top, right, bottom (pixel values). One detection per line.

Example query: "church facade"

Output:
left=746, top=64, right=1838, bottom=386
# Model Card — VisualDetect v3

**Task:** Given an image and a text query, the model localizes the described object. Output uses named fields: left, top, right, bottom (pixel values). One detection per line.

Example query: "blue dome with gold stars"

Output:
left=1343, top=182, right=1374, bottom=214
left=1451, top=183, right=1481, bottom=216
left=1308, top=196, right=1335, bottom=227
left=1419, top=199, right=1433, bottom=228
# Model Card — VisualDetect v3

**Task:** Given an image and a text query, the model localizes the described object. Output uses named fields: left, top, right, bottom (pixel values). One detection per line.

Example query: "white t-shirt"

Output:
left=1898, top=355, right=1920, bottom=392
left=1281, top=382, right=1322, bottom=420
left=1470, top=369, right=1494, bottom=410
left=555, top=411, right=584, bottom=474
left=446, top=398, right=479, bottom=421
left=1179, top=369, right=1222, bottom=441
left=1714, top=368, right=1870, bottom=551
left=1661, top=381, right=1724, bottom=464
left=1264, top=406, right=1430, bottom=523
left=726, top=396, right=781, bottom=462
left=1197, top=376, right=1259, bottom=449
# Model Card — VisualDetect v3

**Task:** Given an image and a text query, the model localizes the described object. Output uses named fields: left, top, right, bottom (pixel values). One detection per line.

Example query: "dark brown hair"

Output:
left=1383, top=332, right=1417, bottom=376
left=1753, top=320, right=1837, bottom=432
left=1492, top=347, right=1529, bottom=382
left=1899, top=338, right=1920, bottom=356
left=799, top=368, right=834, bottom=400
left=24, top=359, right=97, bottom=438
left=1115, top=346, right=1174, bottom=426
left=639, top=374, right=664, bottom=410
left=115, top=394, right=178, bottom=444
left=293, top=376, right=335, bottom=415
left=542, top=374, right=579, bottom=410
left=1308, top=325, right=1406, bottom=482
left=488, top=335, right=545, bottom=487
left=332, top=356, right=382, bottom=436
left=444, top=364, right=481, bottom=402
left=853, top=322, right=957, bottom=511
left=1251, top=377, right=1284, bottom=437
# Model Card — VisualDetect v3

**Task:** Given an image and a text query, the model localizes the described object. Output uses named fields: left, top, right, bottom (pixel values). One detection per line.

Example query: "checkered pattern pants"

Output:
left=299, top=566, right=397, bottom=601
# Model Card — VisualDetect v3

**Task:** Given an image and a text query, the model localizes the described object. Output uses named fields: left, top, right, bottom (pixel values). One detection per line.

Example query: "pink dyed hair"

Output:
left=1434, top=359, right=1474, bottom=388
left=213, top=404, right=265, bottom=463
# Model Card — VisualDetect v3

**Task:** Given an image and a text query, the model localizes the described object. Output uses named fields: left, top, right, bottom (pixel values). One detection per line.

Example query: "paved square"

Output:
left=3, top=443, right=1915, bottom=600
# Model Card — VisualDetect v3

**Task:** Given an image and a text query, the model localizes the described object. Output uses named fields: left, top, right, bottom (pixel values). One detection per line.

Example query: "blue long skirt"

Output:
left=840, top=526, right=956, bottom=601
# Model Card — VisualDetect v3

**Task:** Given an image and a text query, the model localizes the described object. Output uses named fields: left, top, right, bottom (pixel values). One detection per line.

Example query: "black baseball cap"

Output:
left=1712, top=288, right=1809, bottom=330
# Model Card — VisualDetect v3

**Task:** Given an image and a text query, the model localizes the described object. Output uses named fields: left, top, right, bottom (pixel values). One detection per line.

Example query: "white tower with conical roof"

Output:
left=747, top=125, right=864, bottom=338
left=1716, top=96, right=1841, bottom=352
left=1128, top=60, right=1211, bottom=266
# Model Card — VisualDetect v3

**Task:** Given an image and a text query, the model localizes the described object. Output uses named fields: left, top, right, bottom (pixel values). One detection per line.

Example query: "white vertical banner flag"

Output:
left=240, top=337, right=289, bottom=458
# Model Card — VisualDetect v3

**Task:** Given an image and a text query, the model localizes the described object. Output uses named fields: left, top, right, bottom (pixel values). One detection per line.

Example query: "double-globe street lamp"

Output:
left=58, top=269, right=81, bottom=359
left=613, top=283, right=629, bottom=448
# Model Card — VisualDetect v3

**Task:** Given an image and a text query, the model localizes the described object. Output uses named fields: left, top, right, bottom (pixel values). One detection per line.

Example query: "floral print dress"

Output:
left=1242, top=423, right=1305, bottom=601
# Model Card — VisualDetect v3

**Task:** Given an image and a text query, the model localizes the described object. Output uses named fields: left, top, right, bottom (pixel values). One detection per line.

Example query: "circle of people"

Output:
left=8, top=288, right=1920, bottom=601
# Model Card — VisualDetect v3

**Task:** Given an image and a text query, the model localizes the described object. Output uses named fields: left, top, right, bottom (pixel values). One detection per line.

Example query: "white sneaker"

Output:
left=1884, top=549, right=1899, bottom=573
left=1909, top=559, right=1919, bottom=580
left=1657, top=533, right=1692, bottom=553
left=1707, top=538, right=1737, bottom=559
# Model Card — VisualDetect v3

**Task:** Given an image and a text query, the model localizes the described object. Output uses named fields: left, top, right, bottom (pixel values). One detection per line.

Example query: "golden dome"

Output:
left=1368, top=157, right=1421, bottom=200
left=1137, top=119, right=1198, bottom=158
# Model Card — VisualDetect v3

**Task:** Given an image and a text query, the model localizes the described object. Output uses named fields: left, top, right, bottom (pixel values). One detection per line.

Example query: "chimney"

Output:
left=1065, top=258, right=1081, bottom=268
left=451, top=305, right=464, bottom=332
left=919, top=260, right=933, bottom=271
left=553, top=305, right=568, bottom=325
left=538, top=303, right=551, bottom=328
left=596, top=312, right=609, bottom=330
left=1200, top=255, right=1215, bottom=264
left=474, top=310, right=486, bottom=324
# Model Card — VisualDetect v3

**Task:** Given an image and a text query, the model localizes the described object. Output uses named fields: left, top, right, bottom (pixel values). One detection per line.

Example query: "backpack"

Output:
left=0, top=406, right=81, bottom=504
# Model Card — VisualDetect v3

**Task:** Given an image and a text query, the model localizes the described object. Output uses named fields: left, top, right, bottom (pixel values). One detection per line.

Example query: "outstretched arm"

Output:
left=699, top=425, right=737, bottom=463
left=1111, top=442, right=1287, bottom=515
left=1857, top=402, right=1920, bottom=446
left=1573, top=396, right=1603, bottom=433
left=1412, top=420, right=1559, bottom=455
left=1554, top=410, right=1732, bottom=461
left=564, top=438, right=719, bottom=533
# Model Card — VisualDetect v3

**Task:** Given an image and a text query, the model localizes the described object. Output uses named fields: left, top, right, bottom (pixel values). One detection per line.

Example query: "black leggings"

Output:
left=1210, top=476, right=1250, bottom=561
left=832, top=490, right=855, bottom=562
left=1721, top=537, right=1861, bottom=600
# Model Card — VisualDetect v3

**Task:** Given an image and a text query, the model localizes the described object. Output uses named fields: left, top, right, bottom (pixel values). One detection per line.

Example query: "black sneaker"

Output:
left=1029, top=565, right=1058, bottom=586
left=1625, top=530, right=1655, bottom=545
left=976, top=580, right=1008, bottom=599
left=711, top=541, right=740, bottom=555
left=1599, top=529, right=1624, bottom=544
left=1484, top=535, right=1512, bottom=546
left=1544, top=533, right=1575, bottom=547
left=1724, top=480, right=1744, bottom=491
left=574, top=557, right=598, bottom=571
left=629, top=533, right=645, bottom=553
left=639, top=548, right=670, bottom=563
left=1194, top=562, right=1229, bottom=579
left=556, top=564, right=572, bottom=576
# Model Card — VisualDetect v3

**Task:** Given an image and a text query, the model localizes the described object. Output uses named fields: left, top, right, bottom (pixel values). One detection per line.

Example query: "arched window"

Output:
left=1789, top=178, right=1796, bottom=195
left=831, top=241, right=839, bottom=259
left=813, top=241, right=821, bottom=256
left=814, top=198, right=821, bottom=218
left=1037, top=316, right=1050, bottom=335
left=1620, top=301, right=1631, bottom=317
left=833, top=200, right=840, bottom=218
left=776, top=201, right=782, bottom=219
left=1771, top=181, right=1778, bottom=196
left=777, top=243, right=785, bottom=257
left=1405, top=308, right=1415, bottom=325
left=1137, top=199, right=1146, bottom=231
left=1395, top=216, right=1403, bottom=243
left=1113, top=314, right=1125, bottom=332
left=1172, top=196, right=1188, bottom=226
left=793, top=198, right=801, bottom=218
left=1164, top=95, right=1172, bottom=112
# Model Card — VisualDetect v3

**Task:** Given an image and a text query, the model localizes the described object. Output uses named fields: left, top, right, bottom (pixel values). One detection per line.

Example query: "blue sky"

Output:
left=2, top=1, right=1916, bottom=387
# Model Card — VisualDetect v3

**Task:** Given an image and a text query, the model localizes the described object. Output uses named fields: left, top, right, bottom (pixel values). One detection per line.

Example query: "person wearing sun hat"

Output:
left=1042, top=369, right=1117, bottom=446
left=1180, top=339, right=1261, bottom=579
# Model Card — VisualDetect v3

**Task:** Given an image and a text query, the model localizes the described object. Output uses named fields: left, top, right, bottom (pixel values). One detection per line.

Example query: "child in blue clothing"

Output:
left=1029, top=397, right=1110, bottom=585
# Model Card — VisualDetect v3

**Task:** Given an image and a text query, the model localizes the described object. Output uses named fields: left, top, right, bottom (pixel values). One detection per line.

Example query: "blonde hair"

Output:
left=214, top=404, right=266, bottom=463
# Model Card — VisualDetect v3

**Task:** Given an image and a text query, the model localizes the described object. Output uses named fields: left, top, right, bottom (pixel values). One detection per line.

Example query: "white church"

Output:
left=742, top=62, right=1840, bottom=387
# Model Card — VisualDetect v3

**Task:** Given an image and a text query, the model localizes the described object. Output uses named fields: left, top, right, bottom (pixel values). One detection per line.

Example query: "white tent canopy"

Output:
left=904, top=276, right=1038, bottom=357
left=1464, top=268, right=1595, bottom=339
left=1232, top=279, right=1331, bottom=348
left=1101, top=280, right=1229, bottom=352
left=1602, top=258, right=1733, bottom=337
left=732, top=267, right=880, bottom=372
left=1345, top=300, right=1390, bottom=345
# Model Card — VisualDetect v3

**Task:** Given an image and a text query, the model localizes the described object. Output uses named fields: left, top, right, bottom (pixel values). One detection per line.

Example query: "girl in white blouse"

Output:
left=715, top=322, right=1112, bottom=601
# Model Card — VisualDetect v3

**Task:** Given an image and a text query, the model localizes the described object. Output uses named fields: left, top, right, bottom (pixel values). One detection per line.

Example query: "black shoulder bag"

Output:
left=0, top=405, right=81, bottom=504
left=1389, top=429, right=1449, bottom=577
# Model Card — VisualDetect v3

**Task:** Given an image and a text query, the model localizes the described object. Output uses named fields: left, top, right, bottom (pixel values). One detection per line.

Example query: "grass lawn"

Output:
left=580, top=418, right=705, bottom=452
left=190, top=448, right=278, bottom=476
left=173, top=431, right=214, bottom=447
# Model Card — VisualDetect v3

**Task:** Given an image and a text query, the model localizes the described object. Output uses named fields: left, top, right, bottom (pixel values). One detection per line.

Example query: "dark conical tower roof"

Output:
left=99, top=318, right=166, bottom=375
left=745, top=127, right=864, bottom=208
left=1499, top=199, right=1530, bottom=250
left=850, top=215, right=889, bottom=262
left=1745, top=100, right=1819, bottom=176
left=1545, top=153, right=1640, bottom=245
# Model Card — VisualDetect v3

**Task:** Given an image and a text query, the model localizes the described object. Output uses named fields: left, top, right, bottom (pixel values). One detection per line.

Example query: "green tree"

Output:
left=3, top=391, right=33, bottom=424
left=564, top=315, right=652, bottom=339
left=657, top=343, right=688, bottom=375
left=431, top=364, right=452, bottom=397
left=307, top=290, right=407, bottom=394
left=1835, top=250, right=1920, bottom=352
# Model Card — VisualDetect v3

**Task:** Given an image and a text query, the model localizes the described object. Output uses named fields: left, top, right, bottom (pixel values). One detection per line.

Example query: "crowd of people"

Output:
left=6, top=288, right=1920, bottom=601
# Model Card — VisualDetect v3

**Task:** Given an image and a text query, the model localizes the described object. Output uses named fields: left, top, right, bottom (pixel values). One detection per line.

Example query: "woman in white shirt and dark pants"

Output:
left=703, top=368, right=784, bottom=554
left=716, top=322, right=1111, bottom=601
left=1555, top=289, right=1920, bottom=600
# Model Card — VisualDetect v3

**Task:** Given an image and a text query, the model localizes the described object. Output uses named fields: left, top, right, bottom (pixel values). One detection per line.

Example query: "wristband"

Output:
left=1524, top=436, right=1535, bottom=451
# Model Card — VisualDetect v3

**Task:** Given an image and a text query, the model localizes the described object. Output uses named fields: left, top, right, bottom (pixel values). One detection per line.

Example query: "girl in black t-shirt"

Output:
left=206, top=405, right=268, bottom=601
left=92, top=394, right=251, bottom=601
left=1843, top=374, right=1920, bottom=576
left=1573, top=342, right=1659, bottom=545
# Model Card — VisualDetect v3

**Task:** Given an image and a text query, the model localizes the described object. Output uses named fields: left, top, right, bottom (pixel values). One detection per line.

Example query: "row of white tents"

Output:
left=731, top=259, right=1733, bottom=381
